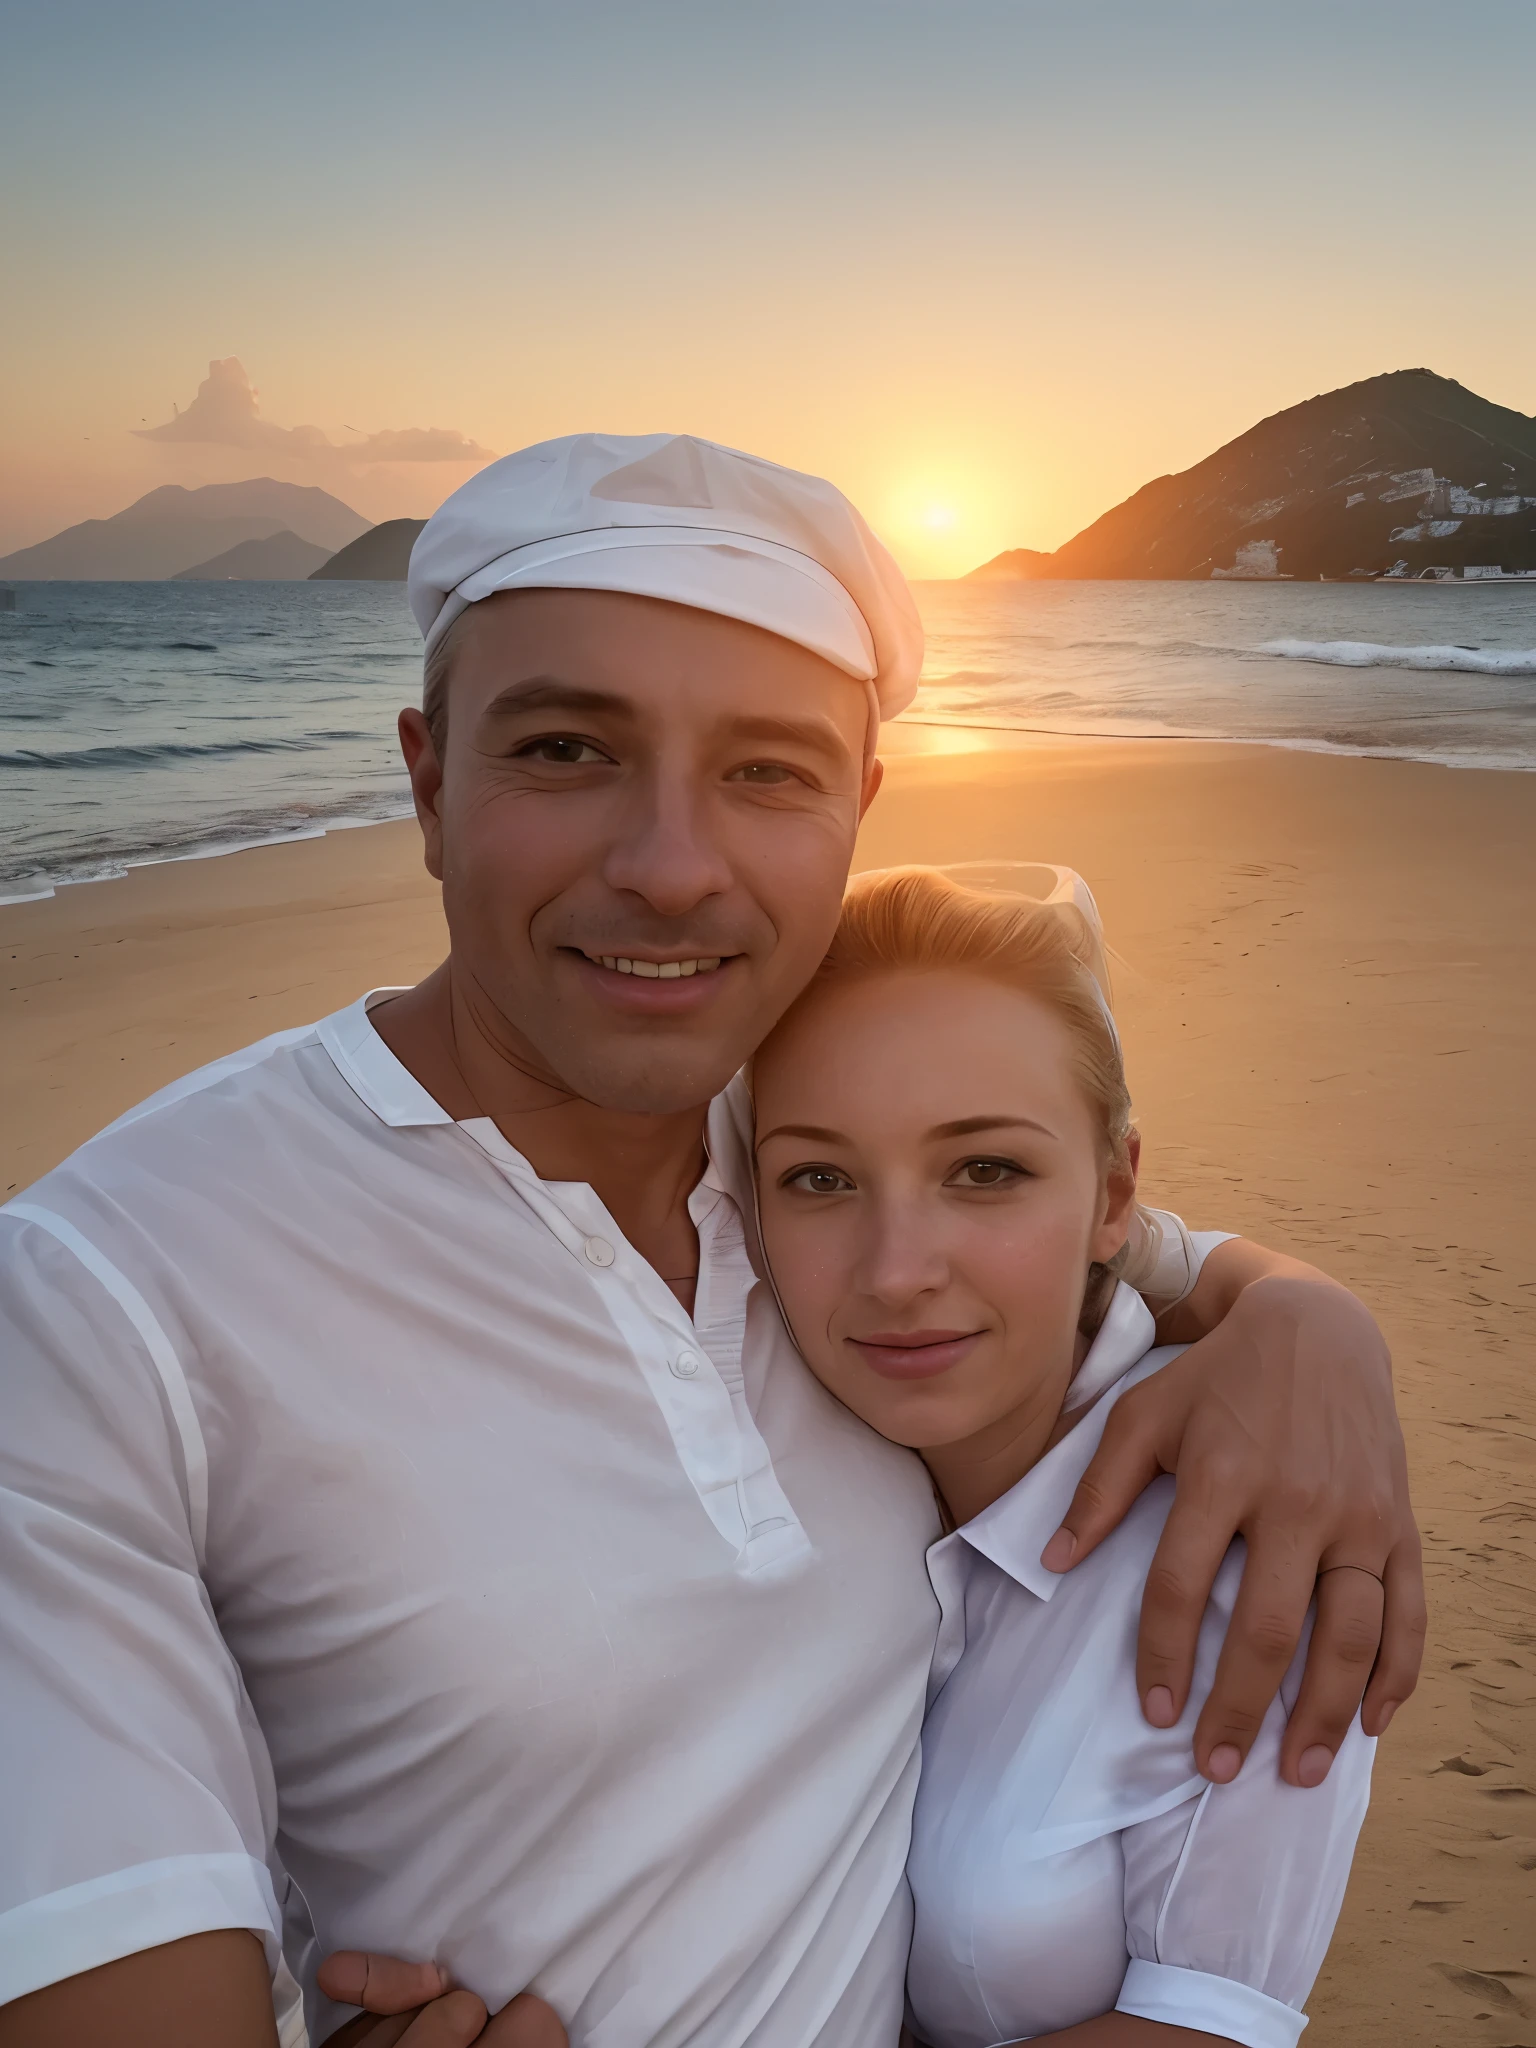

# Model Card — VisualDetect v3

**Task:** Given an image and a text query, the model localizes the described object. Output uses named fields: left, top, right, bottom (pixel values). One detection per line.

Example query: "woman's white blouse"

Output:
left=907, top=1287, right=1375, bottom=2048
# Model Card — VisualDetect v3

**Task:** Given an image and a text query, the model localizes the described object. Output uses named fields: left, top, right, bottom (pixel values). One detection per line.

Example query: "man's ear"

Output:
left=398, top=708, right=445, bottom=880
left=858, top=754, right=885, bottom=818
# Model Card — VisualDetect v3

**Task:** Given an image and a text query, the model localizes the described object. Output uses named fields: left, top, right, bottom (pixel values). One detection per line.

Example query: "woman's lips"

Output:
left=847, top=1330, right=984, bottom=1380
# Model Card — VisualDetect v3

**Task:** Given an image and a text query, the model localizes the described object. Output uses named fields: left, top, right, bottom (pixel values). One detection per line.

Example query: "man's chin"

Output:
left=533, top=1013, right=757, bottom=1117
left=559, top=1055, right=746, bottom=1117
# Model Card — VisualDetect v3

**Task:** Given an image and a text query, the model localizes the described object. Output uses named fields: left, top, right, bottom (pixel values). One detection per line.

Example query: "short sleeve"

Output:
left=1116, top=1628, right=1375, bottom=2048
left=1123, top=1208, right=1237, bottom=1311
left=0, top=1207, right=282, bottom=2006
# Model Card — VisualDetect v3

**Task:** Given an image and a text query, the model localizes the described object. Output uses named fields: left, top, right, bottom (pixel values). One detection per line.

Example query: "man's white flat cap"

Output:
left=408, top=432, right=925, bottom=720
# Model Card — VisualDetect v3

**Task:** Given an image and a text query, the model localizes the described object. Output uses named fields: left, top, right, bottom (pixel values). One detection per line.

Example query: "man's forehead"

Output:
left=460, top=591, right=869, bottom=742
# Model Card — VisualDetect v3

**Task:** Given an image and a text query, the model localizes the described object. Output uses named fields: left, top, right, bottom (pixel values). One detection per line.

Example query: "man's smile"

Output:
left=582, top=951, right=727, bottom=979
left=565, top=947, right=745, bottom=1012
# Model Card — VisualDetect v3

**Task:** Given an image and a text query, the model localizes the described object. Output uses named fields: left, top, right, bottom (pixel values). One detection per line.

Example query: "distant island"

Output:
left=967, top=370, right=1536, bottom=582
left=0, top=478, right=435, bottom=585
left=173, top=531, right=336, bottom=581
left=0, top=480, right=369, bottom=581
left=310, top=518, right=427, bottom=581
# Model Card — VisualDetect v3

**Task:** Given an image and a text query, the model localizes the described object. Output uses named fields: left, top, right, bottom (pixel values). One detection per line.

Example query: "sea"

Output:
left=2, top=577, right=1534, bottom=902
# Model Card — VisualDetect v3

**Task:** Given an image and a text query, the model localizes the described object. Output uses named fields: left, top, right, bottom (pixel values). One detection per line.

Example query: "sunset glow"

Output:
left=2, top=5, right=1532, bottom=576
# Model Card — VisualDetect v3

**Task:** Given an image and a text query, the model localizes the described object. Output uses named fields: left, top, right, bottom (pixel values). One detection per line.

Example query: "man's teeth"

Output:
left=595, top=956, right=724, bottom=979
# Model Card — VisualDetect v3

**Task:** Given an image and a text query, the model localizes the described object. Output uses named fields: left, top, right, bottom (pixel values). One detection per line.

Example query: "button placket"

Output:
left=465, top=1125, right=807, bottom=1565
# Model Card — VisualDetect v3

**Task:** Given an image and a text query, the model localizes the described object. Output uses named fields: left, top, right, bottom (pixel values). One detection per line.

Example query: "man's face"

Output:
left=401, top=588, right=880, bottom=1114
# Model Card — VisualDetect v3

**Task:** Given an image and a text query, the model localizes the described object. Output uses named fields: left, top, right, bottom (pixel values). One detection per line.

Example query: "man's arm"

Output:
left=0, top=1934, right=276, bottom=2048
left=0, top=1215, right=284, bottom=2036
left=1049, top=1238, right=1423, bottom=1787
left=0, top=1941, right=566, bottom=2048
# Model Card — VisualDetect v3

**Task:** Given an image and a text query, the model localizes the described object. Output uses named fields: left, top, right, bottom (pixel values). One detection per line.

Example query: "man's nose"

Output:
left=602, top=767, right=734, bottom=917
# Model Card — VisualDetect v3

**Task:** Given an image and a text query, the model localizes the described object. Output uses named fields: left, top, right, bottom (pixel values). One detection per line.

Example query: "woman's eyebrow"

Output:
left=755, top=1122, right=850, bottom=1150
left=929, top=1115, right=1055, bottom=1140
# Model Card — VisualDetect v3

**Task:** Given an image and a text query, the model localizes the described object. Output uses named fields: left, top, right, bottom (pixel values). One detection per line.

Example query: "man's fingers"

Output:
left=1133, top=1491, right=1236, bottom=1726
left=1277, top=1565, right=1385, bottom=1785
left=1190, top=1527, right=1315, bottom=1781
left=481, top=1994, right=570, bottom=2047
left=325, top=2017, right=418, bottom=2048
left=318, top=1952, right=450, bottom=2014
left=1362, top=1527, right=1427, bottom=1736
left=1044, top=1393, right=1168, bottom=1573
left=324, top=1990, right=491, bottom=2048
left=396, top=1993, right=493, bottom=2046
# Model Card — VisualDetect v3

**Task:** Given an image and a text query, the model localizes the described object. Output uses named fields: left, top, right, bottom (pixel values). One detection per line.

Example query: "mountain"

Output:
left=966, top=548, right=1055, bottom=582
left=172, top=531, right=335, bottom=581
left=310, top=517, right=427, bottom=580
left=967, top=371, right=1536, bottom=582
left=0, top=479, right=369, bottom=580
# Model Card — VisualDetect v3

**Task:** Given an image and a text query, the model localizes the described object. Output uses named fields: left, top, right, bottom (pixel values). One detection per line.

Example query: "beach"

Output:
left=2, top=733, right=1532, bottom=2045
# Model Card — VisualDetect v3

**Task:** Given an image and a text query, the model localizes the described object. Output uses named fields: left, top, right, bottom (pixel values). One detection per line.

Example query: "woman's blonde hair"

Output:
left=790, top=865, right=1134, bottom=1171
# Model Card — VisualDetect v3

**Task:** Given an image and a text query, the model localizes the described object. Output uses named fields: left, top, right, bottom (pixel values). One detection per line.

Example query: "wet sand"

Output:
left=2, top=732, right=1532, bottom=2044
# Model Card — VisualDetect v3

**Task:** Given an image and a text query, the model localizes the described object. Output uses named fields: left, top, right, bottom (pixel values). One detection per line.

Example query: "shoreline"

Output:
left=1, top=733, right=1532, bottom=2047
left=6, top=717, right=1533, bottom=907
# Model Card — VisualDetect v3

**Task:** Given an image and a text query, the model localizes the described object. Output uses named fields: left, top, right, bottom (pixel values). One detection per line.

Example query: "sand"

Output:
left=3, top=734, right=1533, bottom=2046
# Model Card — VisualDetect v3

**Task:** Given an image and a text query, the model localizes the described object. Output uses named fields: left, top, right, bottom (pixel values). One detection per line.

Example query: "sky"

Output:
left=4, top=0, right=1535, bottom=577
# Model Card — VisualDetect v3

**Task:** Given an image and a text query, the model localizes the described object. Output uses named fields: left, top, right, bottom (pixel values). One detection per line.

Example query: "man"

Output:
left=0, top=435, right=1421, bottom=2048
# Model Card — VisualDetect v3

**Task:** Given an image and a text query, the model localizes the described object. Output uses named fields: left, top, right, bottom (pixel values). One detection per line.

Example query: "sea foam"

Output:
left=1259, top=639, right=1536, bottom=676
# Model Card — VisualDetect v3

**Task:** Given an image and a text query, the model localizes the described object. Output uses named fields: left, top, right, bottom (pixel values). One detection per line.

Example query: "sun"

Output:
left=923, top=504, right=958, bottom=532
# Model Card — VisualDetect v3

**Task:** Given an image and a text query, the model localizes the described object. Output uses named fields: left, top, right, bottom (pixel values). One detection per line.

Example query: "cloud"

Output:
left=136, top=359, right=494, bottom=464
left=342, top=425, right=496, bottom=463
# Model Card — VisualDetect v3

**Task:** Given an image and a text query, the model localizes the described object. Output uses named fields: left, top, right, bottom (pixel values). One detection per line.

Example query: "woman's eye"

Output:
left=729, top=762, right=796, bottom=786
left=516, top=736, right=610, bottom=765
left=949, top=1158, right=1025, bottom=1189
left=783, top=1166, right=854, bottom=1195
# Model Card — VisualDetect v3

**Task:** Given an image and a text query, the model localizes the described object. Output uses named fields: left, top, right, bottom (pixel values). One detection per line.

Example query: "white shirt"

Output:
left=0, top=993, right=942, bottom=2047
left=907, top=1287, right=1375, bottom=2048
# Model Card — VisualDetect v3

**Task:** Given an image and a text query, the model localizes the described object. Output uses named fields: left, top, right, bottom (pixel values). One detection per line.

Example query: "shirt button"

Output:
left=583, top=1236, right=616, bottom=1267
left=670, top=1351, right=702, bottom=1379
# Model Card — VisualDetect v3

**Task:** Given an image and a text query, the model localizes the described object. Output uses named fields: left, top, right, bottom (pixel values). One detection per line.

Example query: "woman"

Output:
left=324, top=863, right=1374, bottom=2048
left=749, top=864, right=1374, bottom=2048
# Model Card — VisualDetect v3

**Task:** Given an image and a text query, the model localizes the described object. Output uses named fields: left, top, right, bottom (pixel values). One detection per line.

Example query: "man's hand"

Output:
left=319, top=1953, right=567, bottom=2048
left=1043, top=1262, right=1424, bottom=1788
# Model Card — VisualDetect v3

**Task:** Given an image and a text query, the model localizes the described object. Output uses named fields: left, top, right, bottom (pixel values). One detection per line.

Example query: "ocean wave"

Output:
left=1258, top=639, right=1536, bottom=675
left=0, top=798, right=417, bottom=904
left=0, top=731, right=371, bottom=771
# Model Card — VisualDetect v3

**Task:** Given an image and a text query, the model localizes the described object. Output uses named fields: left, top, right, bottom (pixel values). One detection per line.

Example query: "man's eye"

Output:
left=515, top=736, right=611, bottom=765
left=783, top=1165, right=855, bottom=1195
left=728, top=762, right=797, bottom=786
left=948, top=1158, right=1025, bottom=1189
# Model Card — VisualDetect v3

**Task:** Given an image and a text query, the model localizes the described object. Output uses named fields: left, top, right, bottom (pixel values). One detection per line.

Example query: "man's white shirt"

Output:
left=0, top=993, right=1210, bottom=2046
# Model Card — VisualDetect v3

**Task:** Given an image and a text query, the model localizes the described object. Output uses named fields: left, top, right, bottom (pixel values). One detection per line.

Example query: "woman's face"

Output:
left=753, top=967, right=1136, bottom=1457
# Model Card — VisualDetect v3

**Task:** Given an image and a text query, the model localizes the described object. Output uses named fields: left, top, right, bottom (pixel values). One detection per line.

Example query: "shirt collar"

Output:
left=319, top=991, right=753, bottom=1218
left=318, top=990, right=455, bottom=1127
left=955, top=1286, right=1159, bottom=1603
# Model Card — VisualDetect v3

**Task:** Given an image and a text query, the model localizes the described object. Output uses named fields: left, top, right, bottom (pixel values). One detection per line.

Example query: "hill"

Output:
left=967, top=370, right=1536, bottom=581
left=310, top=517, right=426, bottom=580
left=966, top=548, right=1055, bottom=582
left=0, top=479, right=369, bottom=580
left=172, top=531, right=335, bottom=581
